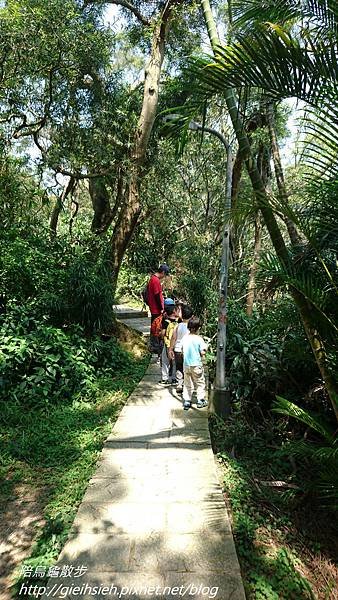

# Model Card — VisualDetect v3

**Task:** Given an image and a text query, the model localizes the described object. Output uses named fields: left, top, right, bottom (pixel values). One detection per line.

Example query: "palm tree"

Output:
left=198, top=0, right=338, bottom=420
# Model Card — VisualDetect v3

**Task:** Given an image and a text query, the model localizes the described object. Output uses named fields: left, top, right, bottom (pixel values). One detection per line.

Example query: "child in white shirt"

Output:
left=169, top=304, right=194, bottom=393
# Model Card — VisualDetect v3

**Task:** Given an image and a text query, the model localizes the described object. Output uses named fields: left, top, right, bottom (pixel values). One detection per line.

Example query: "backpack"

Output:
left=164, top=320, right=177, bottom=348
left=141, top=284, right=149, bottom=306
left=150, top=314, right=163, bottom=337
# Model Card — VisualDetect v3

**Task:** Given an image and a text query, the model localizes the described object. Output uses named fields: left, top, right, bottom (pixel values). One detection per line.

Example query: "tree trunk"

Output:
left=200, top=0, right=338, bottom=421
left=50, top=176, right=75, bottom=237
left=266, top=102, right=302, bottom=247
left=246, top=138, right=270, bottom=316
left=50, top=198, right=62, bottom=237
left=89, top=178, right=112, bottom=233
left=89, top=169, right=124, bottom=234
left=229, top=148, right=243, bottom=262
left=246, top=214, right=262, bottom=316
left=110, top=1, right=180, bottom=281
left=231, top=149, right=243, bottom=212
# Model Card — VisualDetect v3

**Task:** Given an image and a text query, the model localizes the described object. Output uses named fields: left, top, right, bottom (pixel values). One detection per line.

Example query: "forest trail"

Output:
left=42, top=312, right=246, bottom=600
left=114, top=304, right=151, bottom=337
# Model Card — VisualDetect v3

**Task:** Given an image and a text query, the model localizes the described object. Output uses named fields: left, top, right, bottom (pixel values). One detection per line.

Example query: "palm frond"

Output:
left=265, top=177, right=338, bottom=297
left=232, top=0, right=338, bottom=34
left=259, top=252, right=338, bottom=331
left=301, top=105, right=338, bottom=180
left=191, top=29, right=337, bottom=108
left=300, top=0, right=338, bottom=32
left=282, top=439, right=338, bottom=465
left=272, top=396, right=335, bottom=442
left=279, top=436, right=338, bottom=506
left=160, top=99, right=205, bottom=156
left=189, top=25, right=337, bottom=180
left=269, top=176, right=338, bottom=256
left=232, top=0, right=300, bottom=29
left=313, top=443, right=338, bottom=462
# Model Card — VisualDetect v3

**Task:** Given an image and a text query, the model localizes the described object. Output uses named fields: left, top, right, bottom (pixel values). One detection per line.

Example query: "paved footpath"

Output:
left=114, top=306, right=150, bottom=337
left=43, top=314, right=245, bottom=600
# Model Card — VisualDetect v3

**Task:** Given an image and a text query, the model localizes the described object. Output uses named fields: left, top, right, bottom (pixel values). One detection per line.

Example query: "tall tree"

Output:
left=266, top=101, right=302, bottom=247
left=109, top=1, right=184, bottom=279
left=199, top=0, right=338, bottom=420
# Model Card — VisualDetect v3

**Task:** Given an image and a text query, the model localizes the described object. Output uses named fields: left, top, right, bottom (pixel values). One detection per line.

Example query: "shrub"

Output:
left=0, top=228, right=115, bottom=334
left=115, top=265, right=148, bottom=303
left=222, top=297, right=319, bottom=409
left=0, top=303, right=132, bottom=408
left=60, top=251, right=114, bottom=334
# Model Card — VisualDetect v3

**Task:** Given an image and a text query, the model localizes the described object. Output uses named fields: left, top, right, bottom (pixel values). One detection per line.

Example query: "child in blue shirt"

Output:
left=181, top=317, right=207, bottom=410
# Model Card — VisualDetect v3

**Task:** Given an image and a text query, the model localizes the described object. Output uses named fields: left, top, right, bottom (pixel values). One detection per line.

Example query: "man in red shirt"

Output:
left=147, top=264, right=169, bottom=320
left=147, top=264, right=170, bottom=353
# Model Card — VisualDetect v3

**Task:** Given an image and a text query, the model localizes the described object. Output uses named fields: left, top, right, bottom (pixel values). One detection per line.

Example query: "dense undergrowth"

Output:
left=204, top=295, right=338, bottom=598
left=0, top=317, right=149, bottom=592
left=0, top=221, right=150, bottom=593
left=210, top=414, right=338, bottom=600
left=0, top=304, right=135, bottom=407
left=1, top=227, right=114, bottom=335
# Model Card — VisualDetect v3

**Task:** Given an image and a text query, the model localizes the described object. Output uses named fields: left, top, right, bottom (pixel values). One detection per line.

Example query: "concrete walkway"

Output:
left=115, top=306, right=151, bottom=338
left=43, top=314, right=245, bottom=600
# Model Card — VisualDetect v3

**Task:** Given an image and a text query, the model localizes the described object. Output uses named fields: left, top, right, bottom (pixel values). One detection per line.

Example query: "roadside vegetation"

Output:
left=0, top=210, right=149, bottom=592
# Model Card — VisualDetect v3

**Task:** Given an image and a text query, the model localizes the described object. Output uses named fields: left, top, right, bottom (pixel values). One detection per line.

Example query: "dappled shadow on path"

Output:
left=33, top=415, right=243, bottom=597
left=0, top=387, right=131, bottom=598
left=14, top=358, right=245, bottom=600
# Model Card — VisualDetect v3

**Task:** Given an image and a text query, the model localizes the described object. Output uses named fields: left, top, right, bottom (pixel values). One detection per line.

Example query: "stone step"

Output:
left=113, top=305, right=148, bottom=319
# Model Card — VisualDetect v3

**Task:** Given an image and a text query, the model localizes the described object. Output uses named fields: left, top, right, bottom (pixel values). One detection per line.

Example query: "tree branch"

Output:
left=52, top=166, right=112, bottom=179
left=50, top=176, right=76, bottom=236
left=13, top=67, right=55, bottom=140
left=87, top=0, right=150, bottom=26
left=69, top=198, right=79, bottom=237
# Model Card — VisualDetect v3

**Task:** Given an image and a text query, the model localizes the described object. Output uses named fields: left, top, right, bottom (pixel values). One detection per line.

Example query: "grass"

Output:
left=210, top=414, right=338, bottom=600
left=0, top=338, right=149, bottom=596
